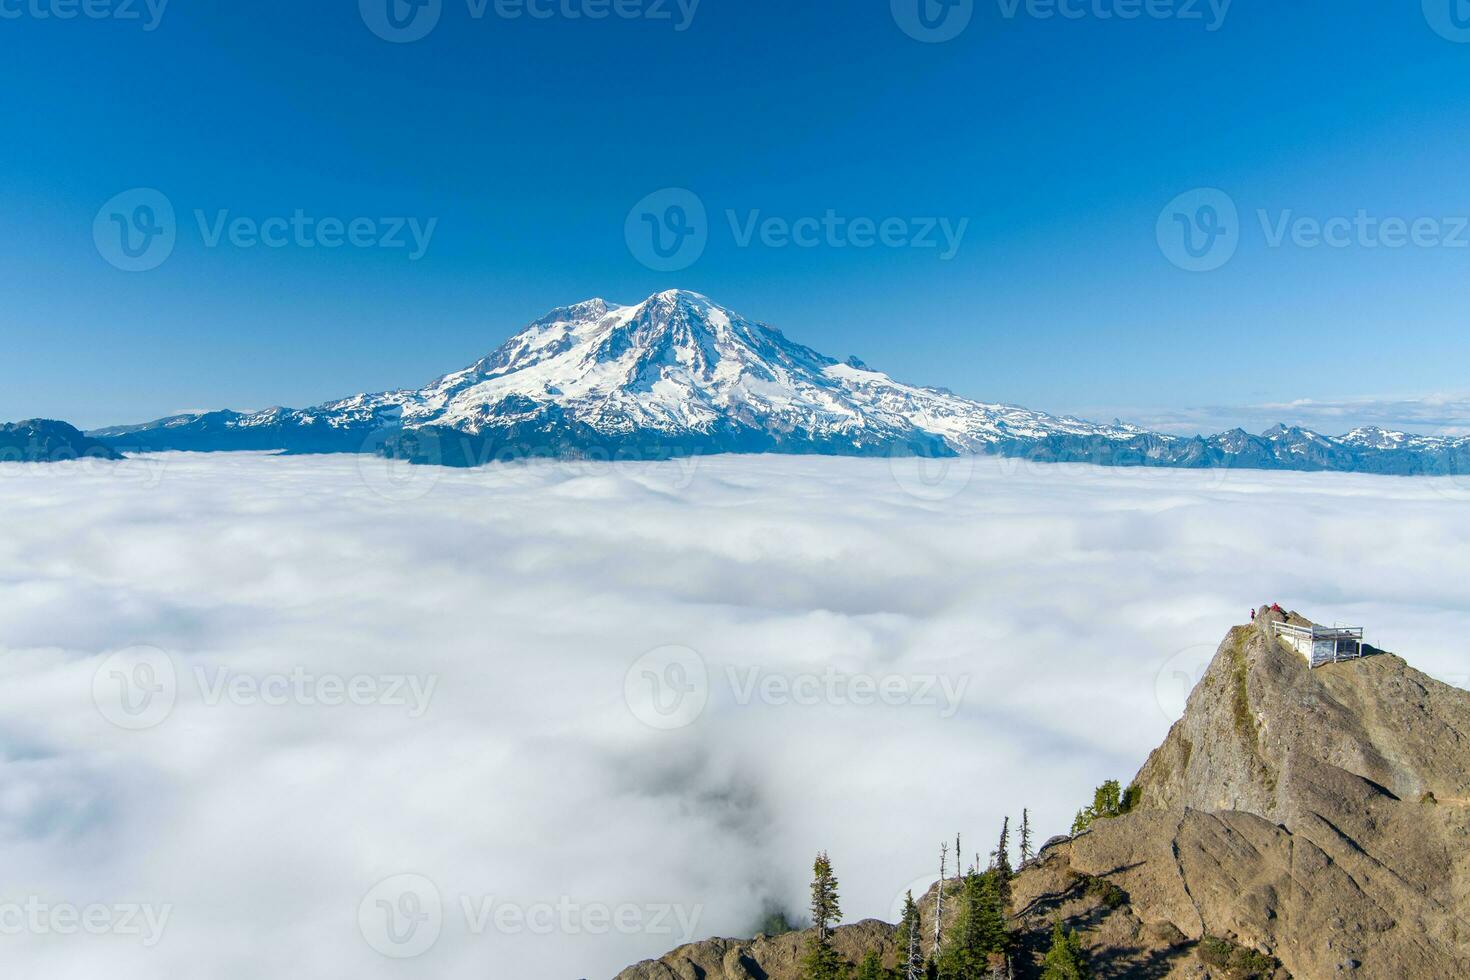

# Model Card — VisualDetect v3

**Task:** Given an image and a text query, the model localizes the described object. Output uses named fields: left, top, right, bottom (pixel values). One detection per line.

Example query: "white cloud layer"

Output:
left=2, top=452, right=1470, bottom=978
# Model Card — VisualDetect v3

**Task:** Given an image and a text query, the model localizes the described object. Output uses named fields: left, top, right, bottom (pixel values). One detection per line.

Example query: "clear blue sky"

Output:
left=5, top=0, right=1470, bottom=433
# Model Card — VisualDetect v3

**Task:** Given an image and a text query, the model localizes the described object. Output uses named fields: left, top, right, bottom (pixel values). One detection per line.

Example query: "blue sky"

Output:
left=4, top=0, right=1470, bottom=433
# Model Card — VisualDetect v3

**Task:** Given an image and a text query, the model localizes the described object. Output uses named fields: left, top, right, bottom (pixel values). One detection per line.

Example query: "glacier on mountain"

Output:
left=91, top=290, right=1470, bottom=475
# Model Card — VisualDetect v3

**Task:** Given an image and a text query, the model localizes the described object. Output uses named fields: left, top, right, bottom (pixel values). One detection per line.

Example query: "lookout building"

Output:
left=1271, top=620, right=1365, bottom=668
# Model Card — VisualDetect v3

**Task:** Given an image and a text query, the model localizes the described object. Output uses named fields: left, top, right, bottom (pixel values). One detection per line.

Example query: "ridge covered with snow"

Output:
left=92, top=290, right=1470, bottom=474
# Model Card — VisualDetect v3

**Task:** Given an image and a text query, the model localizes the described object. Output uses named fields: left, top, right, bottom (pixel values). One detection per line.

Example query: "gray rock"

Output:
left=614, top=613, right=1470, bottom=979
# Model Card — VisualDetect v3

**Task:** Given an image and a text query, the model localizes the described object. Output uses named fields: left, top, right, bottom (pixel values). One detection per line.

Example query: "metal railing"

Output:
left=1271, top=621, right=1365, bottom=668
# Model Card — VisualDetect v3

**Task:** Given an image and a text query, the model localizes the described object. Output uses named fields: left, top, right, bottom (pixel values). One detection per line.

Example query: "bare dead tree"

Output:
left=933, top=841, right=948, bottom=955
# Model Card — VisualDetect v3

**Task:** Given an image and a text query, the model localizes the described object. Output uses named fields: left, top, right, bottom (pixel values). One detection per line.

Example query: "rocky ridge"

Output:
left=614, top=609, right=1470, bottom=979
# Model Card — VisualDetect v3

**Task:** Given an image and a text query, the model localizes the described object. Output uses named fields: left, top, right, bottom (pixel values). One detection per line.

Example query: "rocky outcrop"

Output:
left=614, top=610, right=1470, bottom=979
left=614, top=920, right=899, bottom=980
left=1114, top=607, right=1470, bottom=977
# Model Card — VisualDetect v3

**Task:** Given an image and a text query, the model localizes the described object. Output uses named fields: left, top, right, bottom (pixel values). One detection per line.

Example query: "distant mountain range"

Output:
left=1, top=419, right=121, bottom=463
left=72, top=290, right=1470, bottom=474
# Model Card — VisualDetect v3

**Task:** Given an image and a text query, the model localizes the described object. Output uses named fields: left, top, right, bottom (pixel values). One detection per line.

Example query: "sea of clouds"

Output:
left=2, top=451, right=1469, bottom=979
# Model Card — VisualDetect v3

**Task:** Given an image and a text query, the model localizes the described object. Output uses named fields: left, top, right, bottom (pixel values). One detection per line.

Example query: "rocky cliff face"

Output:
left=1119, top=607, right=1470, bottom=977
left=614, top=611, right=1470, bottom=980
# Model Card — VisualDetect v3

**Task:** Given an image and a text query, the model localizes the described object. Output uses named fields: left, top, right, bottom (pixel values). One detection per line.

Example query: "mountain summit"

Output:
left=92, top=291, right=1470, bottom=474
left=91, top=290, right=1132, bottom=462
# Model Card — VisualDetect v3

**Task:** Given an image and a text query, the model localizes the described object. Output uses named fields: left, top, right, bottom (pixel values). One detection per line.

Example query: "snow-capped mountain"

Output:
left=93, top=290, right=1134, bottom=459
left=92, top=290, right=1470, bottom=475
left=381, top=290, right=1124, bottom=451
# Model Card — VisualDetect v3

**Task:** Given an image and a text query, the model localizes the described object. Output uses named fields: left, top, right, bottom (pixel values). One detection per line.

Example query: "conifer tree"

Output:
left=810, top=852, right=841, bottom=941
left=937, top=868, right=1008, bottom=980
left=992, top=818, right=1014, bottom=915
left=895, top=891, right=924, bottom=980
left=802, top=852, right=846, bottom=980
left=1019, top=810, right=1034, bottom=866
left=994, top=818, right=1013, bottom=880
left=975, top=871, right=1008, bottom=956
left=1040, top=922, right=1090, bottom=980
left=855, top=949, right=884, bottom=980
left=936, top=870, right=982, bottom=980
left=1072, top=780, right=1131, bottom=835
left=1093, top=780, right=1122, bottom=818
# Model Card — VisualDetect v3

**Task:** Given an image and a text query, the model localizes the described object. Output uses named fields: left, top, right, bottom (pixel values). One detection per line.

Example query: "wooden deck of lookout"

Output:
left=1271, top=620, right=1365, bottom=668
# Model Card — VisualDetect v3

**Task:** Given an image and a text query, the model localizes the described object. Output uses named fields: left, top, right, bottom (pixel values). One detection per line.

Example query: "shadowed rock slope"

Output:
left=614, top=610, right=1470, bottom=979
left=0, top=419, right=122, bottom=462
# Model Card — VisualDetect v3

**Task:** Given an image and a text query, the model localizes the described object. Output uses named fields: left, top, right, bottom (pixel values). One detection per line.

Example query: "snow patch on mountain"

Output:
left=90, top=290, right=1470, bottom=475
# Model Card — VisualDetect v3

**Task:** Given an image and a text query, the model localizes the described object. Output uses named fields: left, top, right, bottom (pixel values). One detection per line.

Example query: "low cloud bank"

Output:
left=2, top=453, right=1469, bottom=978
